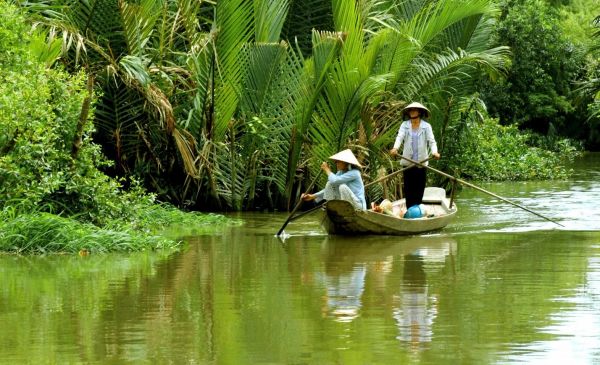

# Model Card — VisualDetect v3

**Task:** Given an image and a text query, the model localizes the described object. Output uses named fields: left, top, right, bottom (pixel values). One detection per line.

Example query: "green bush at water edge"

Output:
left=0, top=207, right=235, bottom=255
left=0, top=2, right=234, bottom=254
left=442, top=115, right=581, bottom=181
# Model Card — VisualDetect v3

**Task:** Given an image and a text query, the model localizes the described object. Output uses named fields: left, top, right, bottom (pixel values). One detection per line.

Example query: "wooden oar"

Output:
left=288, top=201, right=327, bottom=222
left=399, top=156, right=565, bottom=227
left=276, top=170, right=324, bottom=236
left=364, top=157, right=432, bottom=188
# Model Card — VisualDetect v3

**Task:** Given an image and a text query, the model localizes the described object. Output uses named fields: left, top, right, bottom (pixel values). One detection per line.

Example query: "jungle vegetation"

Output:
left=0, top=1, right=234, bottom=254
left=480, top=0, right=600, bottom=149
left=2, top=0, right=598, bottom=220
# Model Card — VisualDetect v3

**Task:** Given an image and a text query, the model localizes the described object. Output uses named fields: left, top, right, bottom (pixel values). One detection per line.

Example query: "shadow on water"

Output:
left=315, top=234, right=457, bottom=354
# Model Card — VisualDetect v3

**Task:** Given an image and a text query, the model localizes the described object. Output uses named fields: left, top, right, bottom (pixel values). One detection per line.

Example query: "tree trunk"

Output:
left=71, top=75, right=95, bottom=160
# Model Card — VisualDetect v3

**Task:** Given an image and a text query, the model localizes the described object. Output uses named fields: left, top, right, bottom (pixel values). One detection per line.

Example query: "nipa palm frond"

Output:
left=119, top=0, right=161, bottom=57
left=282, top=0, right=334, bottom=55
left=212, top=0, right=254, bottom=141
left=254, top=0, right=290, bottom=43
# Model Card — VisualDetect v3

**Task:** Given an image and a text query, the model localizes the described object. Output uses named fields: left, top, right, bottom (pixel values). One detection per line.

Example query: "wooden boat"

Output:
left=322, top=187, right=457, bottom=235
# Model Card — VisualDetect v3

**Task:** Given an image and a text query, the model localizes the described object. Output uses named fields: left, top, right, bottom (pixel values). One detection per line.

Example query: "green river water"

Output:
left=1, top=154, right=600, bottom=364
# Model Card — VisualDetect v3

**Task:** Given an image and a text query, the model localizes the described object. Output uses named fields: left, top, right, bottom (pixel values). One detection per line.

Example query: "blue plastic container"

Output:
left=404, top=204, right=424, bottom=219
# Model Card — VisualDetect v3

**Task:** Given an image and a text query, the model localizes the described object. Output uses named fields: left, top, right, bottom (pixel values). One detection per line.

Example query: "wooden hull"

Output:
left=322, top=188, right=457, bottom=236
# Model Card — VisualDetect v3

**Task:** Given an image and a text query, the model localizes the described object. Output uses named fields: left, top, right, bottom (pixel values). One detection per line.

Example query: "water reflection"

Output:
left=320, top=260, right=366, bottom=322
left=2, top=155, right=600, bottom=364
left=313, top=234, right=456, bottom=336
left=501, top=245, right=600, bottom=364
left=393, top=238, right=456, bottom=354
left=394, top=253, right=436, bottom=351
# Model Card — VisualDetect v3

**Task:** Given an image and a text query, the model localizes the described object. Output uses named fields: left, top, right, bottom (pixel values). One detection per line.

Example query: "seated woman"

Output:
left=301, top=149, right=366, bottom=210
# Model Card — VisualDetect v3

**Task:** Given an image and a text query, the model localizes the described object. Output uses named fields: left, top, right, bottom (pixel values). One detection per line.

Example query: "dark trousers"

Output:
left=403, top=166, right=426, bottom=208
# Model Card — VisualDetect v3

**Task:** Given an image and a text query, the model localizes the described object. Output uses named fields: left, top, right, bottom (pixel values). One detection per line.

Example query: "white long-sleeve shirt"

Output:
left=393, top=120, right=438, bottom=166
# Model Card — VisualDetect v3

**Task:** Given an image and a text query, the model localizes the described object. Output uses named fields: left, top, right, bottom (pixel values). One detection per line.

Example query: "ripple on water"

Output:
left=455, top=176, right=600, bottom=233
left=498, top=249, right=600, bottom=364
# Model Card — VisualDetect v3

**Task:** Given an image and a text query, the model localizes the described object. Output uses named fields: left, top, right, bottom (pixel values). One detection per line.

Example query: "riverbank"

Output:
left=0, top=205, right=238, bottom=255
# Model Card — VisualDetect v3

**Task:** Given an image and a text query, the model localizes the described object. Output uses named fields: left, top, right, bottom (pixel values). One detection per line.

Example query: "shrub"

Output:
left=0, top=1, right=234, bottom=253
left=442, top=115, right=581, bottom=181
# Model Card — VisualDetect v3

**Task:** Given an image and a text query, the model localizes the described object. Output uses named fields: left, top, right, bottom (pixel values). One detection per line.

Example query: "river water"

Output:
left=1, top=154, right=599, bottom=364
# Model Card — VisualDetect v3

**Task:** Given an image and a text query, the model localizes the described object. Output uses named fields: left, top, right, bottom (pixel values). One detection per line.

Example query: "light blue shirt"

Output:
left=411, top=129, right=419, bottom=161
left=315, top=169, right=366, bottom=209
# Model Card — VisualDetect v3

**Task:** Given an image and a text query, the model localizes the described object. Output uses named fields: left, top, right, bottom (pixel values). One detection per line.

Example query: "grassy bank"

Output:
left=0, top=206, right=236, bottom=255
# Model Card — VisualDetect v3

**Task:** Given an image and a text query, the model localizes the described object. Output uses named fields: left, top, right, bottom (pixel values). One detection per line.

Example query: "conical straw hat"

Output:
left=401, top=102, right=430, bottom=118
left=329, top=149, right=362, bottom=167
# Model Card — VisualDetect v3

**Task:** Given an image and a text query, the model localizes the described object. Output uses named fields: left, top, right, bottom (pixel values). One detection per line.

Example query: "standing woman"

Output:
left=389, top=102, right=440, bottom=210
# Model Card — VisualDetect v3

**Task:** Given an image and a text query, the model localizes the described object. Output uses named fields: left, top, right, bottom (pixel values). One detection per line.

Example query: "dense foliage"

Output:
left=480, top=0, right=598, bottom=148
left=5, top=0, right=594, bottom=214
left=16, top=0, right=512, bottom=210
left=577, top=15, right=600, bottom=146
left=0, top=2, right=233, bottom=253
left=441, top=100, right=581, bottom=181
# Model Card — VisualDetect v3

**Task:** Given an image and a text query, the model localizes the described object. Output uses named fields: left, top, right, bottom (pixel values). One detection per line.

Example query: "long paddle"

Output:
left=399, top=156, right=565, bottom=227
left=364, top=157, right=432, bottom=189
left=288, top=200, right=327, bottom=222
left=276, top=170, right=324, bottom=236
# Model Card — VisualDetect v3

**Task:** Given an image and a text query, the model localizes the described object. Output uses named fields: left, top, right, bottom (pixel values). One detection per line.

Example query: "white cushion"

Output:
left=422, top=187, right=446, bottom=203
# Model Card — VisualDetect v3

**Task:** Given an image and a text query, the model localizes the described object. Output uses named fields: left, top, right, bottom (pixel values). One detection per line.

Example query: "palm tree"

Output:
left=20, top=0, right=199, bottom=194
left=18, top=0, right=343, bottom=210
left=303, top=0, right=509, bottom=201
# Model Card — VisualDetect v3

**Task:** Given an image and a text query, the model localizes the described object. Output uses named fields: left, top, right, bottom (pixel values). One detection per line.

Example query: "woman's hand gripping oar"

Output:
left=276, top=170, right=324, bottom=237
left=364, top=157, right=432, bottom=189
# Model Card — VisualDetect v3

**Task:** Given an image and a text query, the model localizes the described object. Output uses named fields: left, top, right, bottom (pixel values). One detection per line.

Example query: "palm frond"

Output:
left=238, top=42, right=299, bottom=194
left=172, top=127, right=199, bottom=178
left=376, top=0, right=497, bottom=86
left=119, top=0, right=161, bottom=56
left=311, top=73, right=391, bottom=161
left=399, top=47, right=509, bottom=108
left=94, top=80, right=149, bottom=173
left=119, top=55, right=151, bottom=87
left=240, top=43, right=288, bottom=114
left=332, top=0, right=364, bottom=69
left=391, top=0, right=428, bottom=22
left=281, top=0, right=334, bottom=55
left=173, top=0, right=207, bottom=47
left=283, top=30, right=343, bottom=198
left=254, top=0, right=289, bottom=43
left=68, top=0, right=126, bottom=55
left=212, top=0, right=254, bottom=141
left=173, top=30, right=214, bottom=137
left=209, top=140, right=249, bottom=210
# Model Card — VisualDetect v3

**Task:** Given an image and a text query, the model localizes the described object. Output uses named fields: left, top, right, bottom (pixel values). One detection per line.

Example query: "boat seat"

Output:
left=422, top=187, right=446, bottom=203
